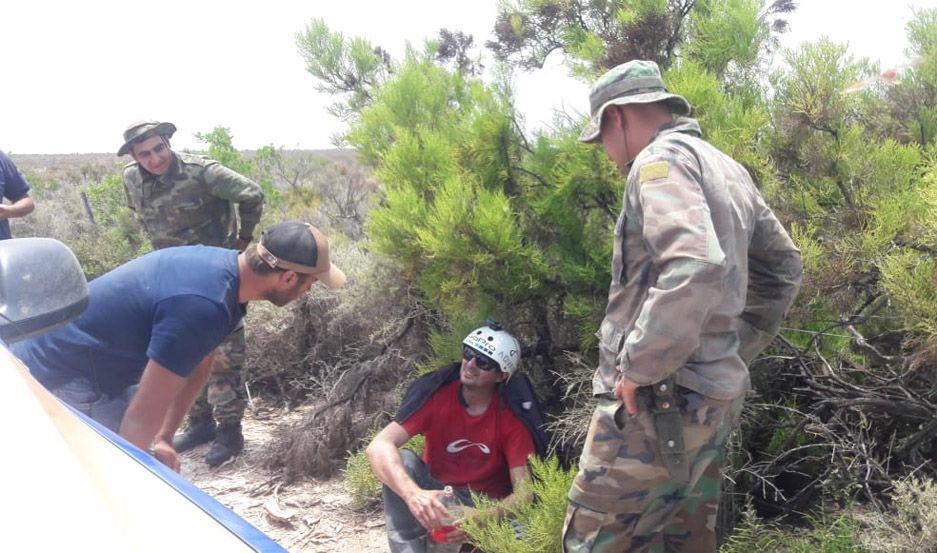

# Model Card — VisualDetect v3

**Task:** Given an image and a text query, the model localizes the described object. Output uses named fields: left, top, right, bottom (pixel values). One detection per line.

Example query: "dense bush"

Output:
left=296, top=1, right=937, bottom=550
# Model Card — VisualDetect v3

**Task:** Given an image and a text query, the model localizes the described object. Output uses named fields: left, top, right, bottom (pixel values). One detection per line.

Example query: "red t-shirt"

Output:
left=401, top=380, right=535, bottom=499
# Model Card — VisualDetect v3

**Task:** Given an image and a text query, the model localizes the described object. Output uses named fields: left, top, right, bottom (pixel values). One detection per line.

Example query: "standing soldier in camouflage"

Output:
left=563, top=61, right=803, bottom=552
left=118, top=120, right=264, bottom=467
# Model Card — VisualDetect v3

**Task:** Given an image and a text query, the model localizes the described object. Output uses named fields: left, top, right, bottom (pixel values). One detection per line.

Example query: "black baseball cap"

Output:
left=256, top=221, right=346, bottom=289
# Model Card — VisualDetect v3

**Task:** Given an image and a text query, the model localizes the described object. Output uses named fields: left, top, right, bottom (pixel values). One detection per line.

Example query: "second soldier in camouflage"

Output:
left=119, top=121, right=264, bottom=467
left=564, top=61, right=803, bottom=552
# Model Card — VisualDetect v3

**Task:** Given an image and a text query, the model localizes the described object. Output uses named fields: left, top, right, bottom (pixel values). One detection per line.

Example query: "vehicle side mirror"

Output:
left=0, top=238, right=88, bottom=343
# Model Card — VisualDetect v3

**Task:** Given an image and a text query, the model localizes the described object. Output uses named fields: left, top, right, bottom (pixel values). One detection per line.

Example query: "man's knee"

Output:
left=397, top=448, right=443, bottom=492
left=399, top=448, right=422, bottom=473
left=381, top=449, right=424, bottom=507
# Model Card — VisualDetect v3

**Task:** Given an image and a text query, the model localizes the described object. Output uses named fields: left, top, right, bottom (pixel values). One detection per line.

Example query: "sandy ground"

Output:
left=179, top=402, right=390, bottom=552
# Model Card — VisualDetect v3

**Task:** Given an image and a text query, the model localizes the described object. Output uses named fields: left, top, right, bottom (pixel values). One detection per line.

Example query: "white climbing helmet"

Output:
left=462, top=324, right=521, bottom=377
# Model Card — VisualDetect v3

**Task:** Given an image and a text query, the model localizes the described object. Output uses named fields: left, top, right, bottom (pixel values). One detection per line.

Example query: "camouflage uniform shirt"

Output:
left=122, top=151, right=264, bottom=249
left=595, top=118, right=803, bottom=400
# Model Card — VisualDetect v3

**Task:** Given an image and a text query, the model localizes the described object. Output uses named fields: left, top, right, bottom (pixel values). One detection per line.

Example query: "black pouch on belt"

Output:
left=651, top=377, right=690, bottom=483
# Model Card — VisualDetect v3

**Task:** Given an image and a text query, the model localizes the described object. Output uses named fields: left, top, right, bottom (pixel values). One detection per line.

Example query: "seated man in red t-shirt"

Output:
left=367, top=325, right=537, bottom=552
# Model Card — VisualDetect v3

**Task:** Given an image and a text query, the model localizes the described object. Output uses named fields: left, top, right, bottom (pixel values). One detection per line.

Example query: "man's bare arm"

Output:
left=0, top=196, right=35, bottom=219
left=497, top=464, right=533, bottom=514
left=366, top=422, right=450, bottom=530
left=156, top=353, right=214, bottom=444
left=117, top=355, right=213, bottom=472
left=118, top=358, right=187, bottom=450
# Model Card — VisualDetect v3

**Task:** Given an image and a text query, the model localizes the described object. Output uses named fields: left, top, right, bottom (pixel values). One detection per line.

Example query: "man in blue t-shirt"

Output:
left=13, top=220, right=346, bottom=471
left=0, top=151, right=35, bottom=240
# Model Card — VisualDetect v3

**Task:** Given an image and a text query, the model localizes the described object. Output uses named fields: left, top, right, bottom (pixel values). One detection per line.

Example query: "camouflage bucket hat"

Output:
left=117, top=120, right=177, bottom=156
left=579, top=60, right=691, bottom=143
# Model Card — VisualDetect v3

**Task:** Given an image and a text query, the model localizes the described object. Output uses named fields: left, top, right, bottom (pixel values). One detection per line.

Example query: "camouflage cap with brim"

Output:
left=117, top=121, right=177, bottom=156
left=579, top=60, right=691, bottom=143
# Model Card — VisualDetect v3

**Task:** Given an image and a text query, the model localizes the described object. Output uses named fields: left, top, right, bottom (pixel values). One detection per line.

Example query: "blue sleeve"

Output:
left=147, top=295, right=233, bottom=377
left=0, top=152, right=30, bottom=201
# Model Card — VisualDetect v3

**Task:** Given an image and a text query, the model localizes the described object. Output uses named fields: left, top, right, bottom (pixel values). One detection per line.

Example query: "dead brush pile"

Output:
left=246, top=246, right=434, bottom=479
left=730, top=326, right=937, bottom=522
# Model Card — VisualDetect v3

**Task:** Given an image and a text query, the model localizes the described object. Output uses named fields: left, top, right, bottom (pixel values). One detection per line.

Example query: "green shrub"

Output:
left=855, top=476, right=937, bottom=553
left=344, top=434, right=425, bottom=509
left=343, top=445, right=383, bottom=509
left=460, top=456, right=576, bottom=553
left=72, top=174, right=151, bottom=278
left=721, top=504, right=869, bottom=553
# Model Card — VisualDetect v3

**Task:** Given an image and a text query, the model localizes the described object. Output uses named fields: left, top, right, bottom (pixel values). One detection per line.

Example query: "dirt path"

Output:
left=179, top=402, right=390, bottom=552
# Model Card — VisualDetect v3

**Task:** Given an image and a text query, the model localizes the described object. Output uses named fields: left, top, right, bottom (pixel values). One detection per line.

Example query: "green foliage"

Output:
left=721, top=505, right=869, bottom=553
left=856, top=476, right=937, bottom=552
left=250, top=145, right=284, bottom=209
left=302, top=2, right=789, bottom=378
left=344, top=50, right=566, bottom=347
left=460, top=456, right=576, bottom=553
left=880, top=250, right=937, bottom=336
left=343, top=434, right=425, bottom=508
left=774, top=40, right=870, bottom=136
left=195, top=126, right=252, bottom=175
left=67, top=227, right=150, bottom=280
left=787, top=222, right=825, bottom=281
left=422, top=314, right=487, bottom=374
left=489, top=0, right=793, bottom=75
left=296, top=18, right=390, bottom=120
left=70, top=174, right=151, bottom=279
left=196, top=127, right=283, bottom=208
left=665, top=59, right=772, bottom=181
left=83, top=174, right=130, bottom=227
left=768, top=34, right=937, bottom=351
left=20, top=169, right=58, bottom=194
left=305, top=0, right=937, bottom=533
left=894, top=8, right=937, bottom=146
left=687, top=0, right=766, bottom=78
left=343, top=442, right=383, bottom=509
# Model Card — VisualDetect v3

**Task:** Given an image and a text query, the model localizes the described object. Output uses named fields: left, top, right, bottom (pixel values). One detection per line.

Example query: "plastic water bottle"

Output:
left=427, top=486, right=462, bottom=553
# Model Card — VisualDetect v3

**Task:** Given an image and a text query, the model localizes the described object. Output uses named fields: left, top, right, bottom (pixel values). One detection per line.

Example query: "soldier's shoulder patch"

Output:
left=639, top=161, right=669, bottom=183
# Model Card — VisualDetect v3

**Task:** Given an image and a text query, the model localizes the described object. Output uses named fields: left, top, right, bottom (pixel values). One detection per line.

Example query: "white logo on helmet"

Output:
left=462, top=325, right=521, bottom=376
left=446, top=439, right=491, bottom=454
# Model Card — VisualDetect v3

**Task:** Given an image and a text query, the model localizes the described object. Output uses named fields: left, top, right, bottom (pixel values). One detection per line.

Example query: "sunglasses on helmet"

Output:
left=462, top=346, right=500, bottom=372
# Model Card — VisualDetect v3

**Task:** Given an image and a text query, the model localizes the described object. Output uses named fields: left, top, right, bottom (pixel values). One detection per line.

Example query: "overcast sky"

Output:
left=2, top=0, right=933, bottom=154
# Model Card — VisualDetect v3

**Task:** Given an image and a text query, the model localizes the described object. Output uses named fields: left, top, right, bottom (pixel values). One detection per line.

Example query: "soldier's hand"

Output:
left=236, top=236, right=252, bottom=251
left=614, top=375, right=641, bottom=415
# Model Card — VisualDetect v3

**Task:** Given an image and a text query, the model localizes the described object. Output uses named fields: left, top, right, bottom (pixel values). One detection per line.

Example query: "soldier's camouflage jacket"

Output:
left=595, top=118, right=803, bottom=400
left=122, top=151, right=264, bottom=249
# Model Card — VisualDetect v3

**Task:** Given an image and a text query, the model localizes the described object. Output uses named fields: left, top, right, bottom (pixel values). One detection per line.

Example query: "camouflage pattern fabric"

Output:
left=593, top=117, right=803, bottom=401
left=122, top=151, right=264, bottom=249
left=572, top=109, right=802, bottom=550
left=564, top=391, right=743, bottom=552
left=186, top=325, right=247, bottom=425
left=580, top=60, right=691, bottom=143
left=122, top=150, right=262, bottom=427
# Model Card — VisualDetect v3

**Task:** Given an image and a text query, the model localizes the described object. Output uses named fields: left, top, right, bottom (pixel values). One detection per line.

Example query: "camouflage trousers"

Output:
left=187, top=325, right=247, bottom=426
left=564, top=388, right=743, bottom=553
